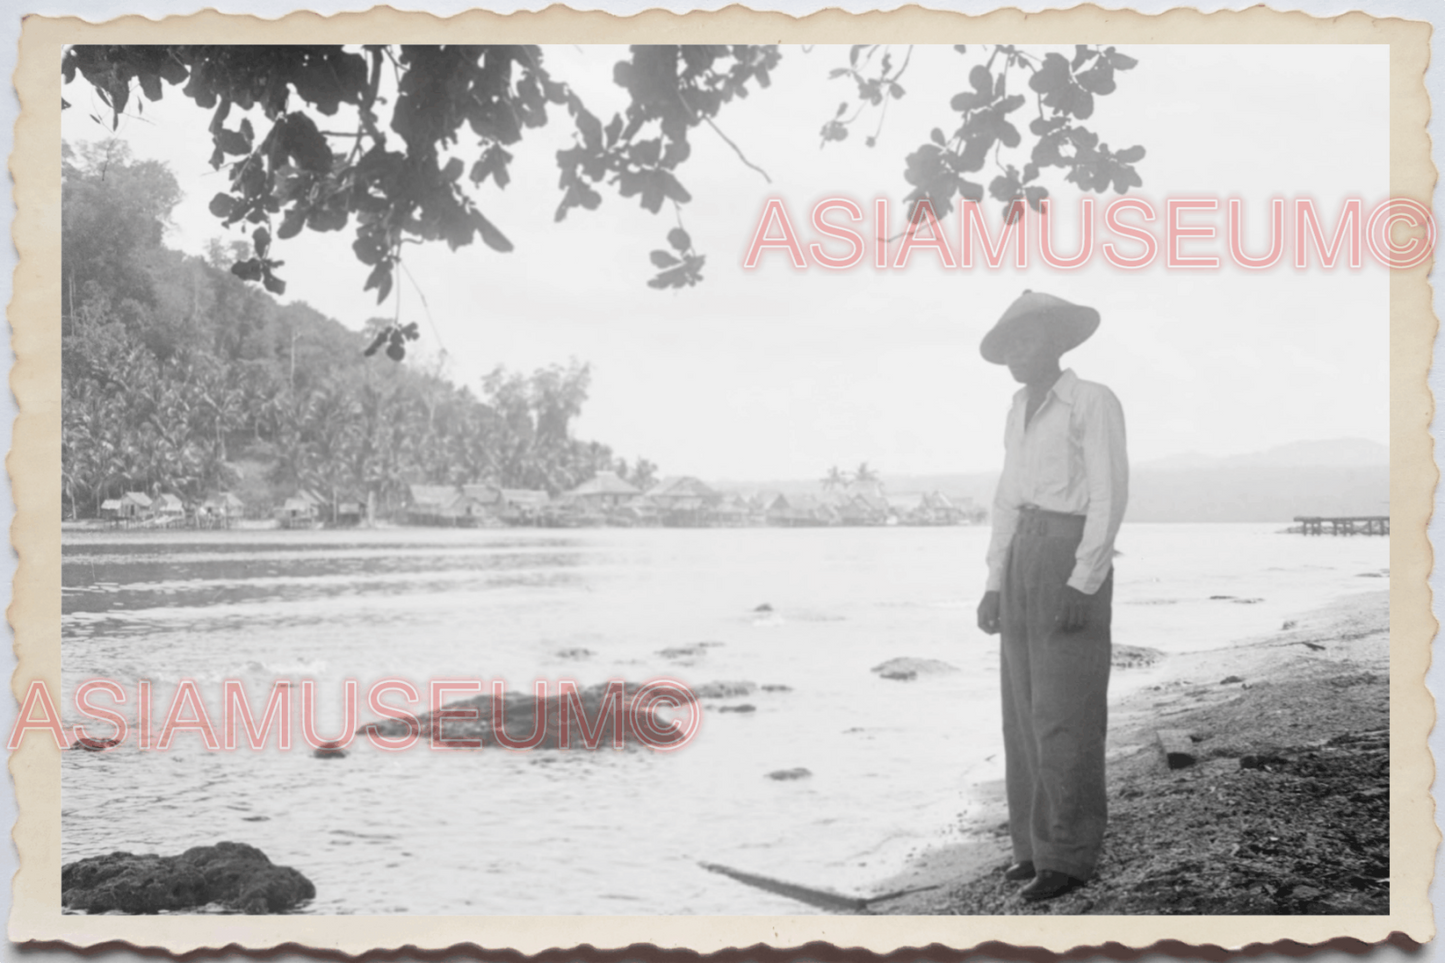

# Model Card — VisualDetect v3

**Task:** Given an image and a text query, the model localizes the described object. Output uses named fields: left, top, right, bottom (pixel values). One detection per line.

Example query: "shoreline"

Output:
left=870, top=589, right=1390, bottom=915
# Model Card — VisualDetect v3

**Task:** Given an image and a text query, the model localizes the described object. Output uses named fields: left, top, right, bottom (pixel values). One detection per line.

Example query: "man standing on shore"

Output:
left=975, top=290, right=1129, bottom=901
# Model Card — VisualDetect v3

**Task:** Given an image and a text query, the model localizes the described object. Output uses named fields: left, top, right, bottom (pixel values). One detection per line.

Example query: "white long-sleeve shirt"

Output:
left=984, top=369, right=1129, bottom=596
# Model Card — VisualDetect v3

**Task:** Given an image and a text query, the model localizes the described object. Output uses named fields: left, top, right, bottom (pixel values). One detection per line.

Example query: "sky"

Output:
left=61, top=43, right=1392, bottom=480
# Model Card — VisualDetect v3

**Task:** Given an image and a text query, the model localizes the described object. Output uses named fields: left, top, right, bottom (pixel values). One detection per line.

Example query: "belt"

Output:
left=1014, top=504, right=1086, bottom=538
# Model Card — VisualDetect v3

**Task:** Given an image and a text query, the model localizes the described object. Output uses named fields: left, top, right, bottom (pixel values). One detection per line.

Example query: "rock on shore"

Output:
left=1111, top=644, right=1164, bottom=669
left=61, top=841, right=315, bottom=914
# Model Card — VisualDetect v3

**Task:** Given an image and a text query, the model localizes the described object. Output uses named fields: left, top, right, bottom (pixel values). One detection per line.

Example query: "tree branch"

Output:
left=704, top=115, right=771, bottom=184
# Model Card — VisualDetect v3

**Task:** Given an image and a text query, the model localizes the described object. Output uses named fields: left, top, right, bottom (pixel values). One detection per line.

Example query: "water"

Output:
left=60, top=523, right=1388, bottom=914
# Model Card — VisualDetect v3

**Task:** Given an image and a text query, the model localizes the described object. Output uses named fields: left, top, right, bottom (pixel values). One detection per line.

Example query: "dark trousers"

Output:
left=999, top=517, right=1113, bottom=880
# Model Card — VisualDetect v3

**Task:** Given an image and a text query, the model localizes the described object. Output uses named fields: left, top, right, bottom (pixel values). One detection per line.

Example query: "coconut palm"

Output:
left=821, top=465, right=849, bottom=491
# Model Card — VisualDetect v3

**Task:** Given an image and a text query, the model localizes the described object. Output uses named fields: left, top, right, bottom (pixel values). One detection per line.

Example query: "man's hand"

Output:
left=1056, top=586, right=1092, bottom=632
left=977, top=591, right=1002, bottom=635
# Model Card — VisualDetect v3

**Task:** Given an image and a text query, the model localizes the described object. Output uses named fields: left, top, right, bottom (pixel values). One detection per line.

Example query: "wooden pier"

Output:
left=1293, top=516, right=1389, bottom=536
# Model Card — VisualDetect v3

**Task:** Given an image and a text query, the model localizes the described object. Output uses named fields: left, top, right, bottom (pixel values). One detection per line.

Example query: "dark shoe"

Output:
left=1020, top=870, right=1084, bottom=901
left=1003, top=861, right=1036, bottom=881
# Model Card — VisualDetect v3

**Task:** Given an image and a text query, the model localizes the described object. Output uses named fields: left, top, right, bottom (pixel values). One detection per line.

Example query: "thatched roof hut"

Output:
left=567, top=471, right=640, bottom=507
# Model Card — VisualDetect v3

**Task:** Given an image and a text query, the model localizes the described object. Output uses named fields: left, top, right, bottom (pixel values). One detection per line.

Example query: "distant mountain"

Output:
left=712, top=439, right=1389, bottom=523
left=1128, top=438, right=1388, bottom=522
left=1138, top=438, right=1388, bottom=472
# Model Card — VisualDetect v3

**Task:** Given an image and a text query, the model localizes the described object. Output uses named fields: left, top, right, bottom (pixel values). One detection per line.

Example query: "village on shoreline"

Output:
left=77, top=470, right=987, bottom=532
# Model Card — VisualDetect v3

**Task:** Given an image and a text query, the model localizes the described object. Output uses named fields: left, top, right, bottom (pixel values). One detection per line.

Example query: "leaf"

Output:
left=969, top=65, right=992, bottom=94
left=308, top=204, right=347, bottom=233
left=363, top=330, right=388, bottom=357
left=651, top=250, right=680, bottom=268
left=953, top=45, right=967, bottom=54
left=1107, top=49, right=1138, bottom=70
left=950, top=91, right=989, bottom=112
left=575, top=108, right=603, bottom=150
left=208, top=193, right=235, bottom=218
left=442, top=157, right=464, bottom=182
left=252, top=226, right=270, bottom=259
left=137, top=70, right=162, bottom=102
left=930, top=127, right=945, bottom=147
left=364, top=262, right=393, bottom=304
left=1072, top=45, right=1093, bottom=70
left=1116, top=144, right=1146, bottom=163
left=668, top=227, right=691, bottom=252
left=209, top=98, right=231, bottom=133
left=471, top=210, right=514, bottom=253
left=230, top=258, right=263, bottom=282
left=630, top=138, right=662, bottom=168
left=658, top=171, right=691, bottom=205
left=279, top=112, right=333, bottom=173
left=386, top=342, right=405, bottom=361
left=261, top=270, right=286, bottom=295
left=1076, top=62, right=1117, bottom=95
left=1029, top=53, right=1071, bottom=95
left=277, top=207, right=306, bottom=240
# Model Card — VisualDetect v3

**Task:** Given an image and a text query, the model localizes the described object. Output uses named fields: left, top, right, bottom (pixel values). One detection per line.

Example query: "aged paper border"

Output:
left=10, top=4, right=1437, bottom=953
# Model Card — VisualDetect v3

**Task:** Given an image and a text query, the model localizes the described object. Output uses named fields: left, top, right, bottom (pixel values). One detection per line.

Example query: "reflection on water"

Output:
left=61, top=524, right=1388, bottom=914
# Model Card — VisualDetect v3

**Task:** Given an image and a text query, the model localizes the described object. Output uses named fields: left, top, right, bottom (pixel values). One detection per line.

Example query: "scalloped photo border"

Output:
left=9, top=4, right=1437, bottom=954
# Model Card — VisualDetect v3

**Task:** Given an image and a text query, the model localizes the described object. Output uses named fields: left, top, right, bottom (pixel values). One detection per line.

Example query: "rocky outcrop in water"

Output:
left=871, top=657, right=960, bottom=681
left=68, top=737, right=121, bottom=752
left=657, top=642, right=724, bottom=663
left=767, top=767, right=811, bottom=780
left=61, top=841, right=315, bottom=914
left=359, top=682, right=680, bottom=749
left=693, top=680, right=756, bottom=699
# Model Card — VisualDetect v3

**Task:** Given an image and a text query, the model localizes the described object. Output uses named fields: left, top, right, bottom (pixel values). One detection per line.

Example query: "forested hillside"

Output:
left=61, top=140, right=656, bottom=520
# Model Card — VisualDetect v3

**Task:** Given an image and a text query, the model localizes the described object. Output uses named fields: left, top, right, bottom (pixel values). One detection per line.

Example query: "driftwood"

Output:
left=698, top=862, right=939, bottom=912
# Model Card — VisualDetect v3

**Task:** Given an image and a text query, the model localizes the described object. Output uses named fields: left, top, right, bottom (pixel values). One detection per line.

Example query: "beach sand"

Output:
left=869, top=589, right=1390, bottom=915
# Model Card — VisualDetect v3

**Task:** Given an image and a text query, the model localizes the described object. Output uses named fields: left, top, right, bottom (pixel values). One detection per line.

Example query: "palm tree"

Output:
left=821, top=465, right=849, bottom=491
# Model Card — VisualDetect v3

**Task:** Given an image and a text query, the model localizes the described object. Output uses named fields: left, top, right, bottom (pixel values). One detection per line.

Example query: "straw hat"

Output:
left=980, top=290, right=1100, bottom=364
